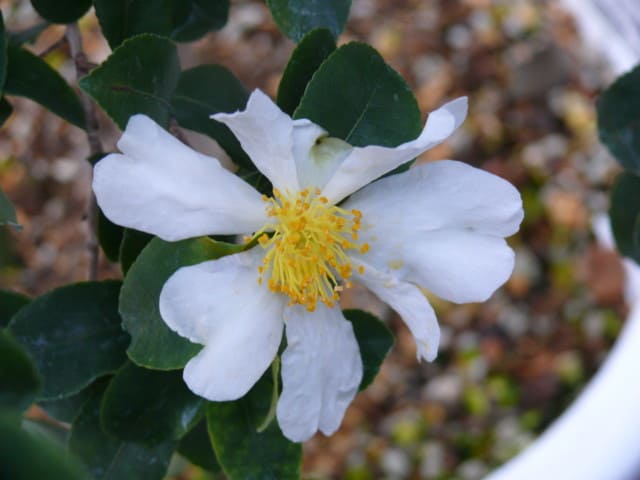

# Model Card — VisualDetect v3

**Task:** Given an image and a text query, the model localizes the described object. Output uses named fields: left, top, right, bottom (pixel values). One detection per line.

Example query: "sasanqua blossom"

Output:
left=93, top=90, right=523, bottom=442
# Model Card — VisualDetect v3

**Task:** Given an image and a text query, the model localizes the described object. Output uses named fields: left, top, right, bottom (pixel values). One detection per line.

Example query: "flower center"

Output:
left=253, top=188, right=368, bottom=312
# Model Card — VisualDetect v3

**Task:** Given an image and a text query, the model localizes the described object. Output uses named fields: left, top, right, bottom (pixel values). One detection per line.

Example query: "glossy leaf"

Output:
left=0, top=411, right=87, bottom=480
left=170, top=64, right=253, bottom=170
left=0, top=188, right=19, bottom=229
left=39, top=378, right=108, bottom=424
left=101, top=362, right=204, bottom=445
left=344, top=309, right=394, bottom=390
left=277, top=28, right=336, bottom=115
left=267, top=0, right=351, bottom=42
left=4, top=45, right=85, bottom=128
left=177, top=420, right=221, bottom=472
left=98, top=208, right=124, bottom=262
left=119, top=229, right=153, bottom=274
left=0, top=289, right=29, bottom=328
left=31, top=0, right=92, bottom=24
left=610, top=172, right=640, bottom=263
left=295, top=42, right=421, bottom=148
left=120, top=237, right=240, bottom=370
left=8, top=281, right=129, bottom=400
left=79, top=34, right=180, bottom=129
left=0, top=329, right=41, bottom=411
left=207, top=374, right=302, bottom=479
left=0, top=12, right=7, bottom=89
left=598, top=64, right=640, bottom=175
left=69, top=385, right=176, bottom=480
left=94, top=0, right=229, bottom=48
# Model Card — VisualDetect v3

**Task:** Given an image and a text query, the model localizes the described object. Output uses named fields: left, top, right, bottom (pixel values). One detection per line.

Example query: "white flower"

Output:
left=93, top=90, right=523, bottom=442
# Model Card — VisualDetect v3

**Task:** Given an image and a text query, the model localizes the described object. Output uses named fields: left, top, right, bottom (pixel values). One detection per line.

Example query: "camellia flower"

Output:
left=93, top=90, right=523, bottom=442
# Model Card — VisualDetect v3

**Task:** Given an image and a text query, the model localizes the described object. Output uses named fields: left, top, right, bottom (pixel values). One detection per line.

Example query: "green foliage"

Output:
left=0, top=411, right=87, bottom=480
left=207, top=374, right=303, bottom=479
left=0, top=97, right=13, bottom=126
left=610, top=172, right=640, bottom=262
left=0, top=290, right=29, bottom=328
left=345, top=309, right=395, bottom=390
left=267, top=0, right=351, bottom=42
left=80, top=34, right=181, bottom=129
left=69, top=385, right=176, bottom=480
left=94, top=0, right=229, bottom=48
left=120, top=237, right=241, bottom=370
left=277, top=28, right=336, bottom=115
left=8, top=281, right=129, bottom=400
left=31, top=0, right=92, bottom=24
left=39, top=378, right=108, bottom=423
left=119, top=229, right=153, bottom=274
left=4, top=45, right=85, bottom=128
left=295, top=42, right=422, bottom=148
left=97, top=208, right=124, bottom=262
left=0, top=188, right=19, bottom=229
left=101, top=362, right=204, bottom=445
left=0, top=330, right=41, bottom=411
left=598, top=64, right=640, bottom=175
left=177, top=420, right=221, bottom=472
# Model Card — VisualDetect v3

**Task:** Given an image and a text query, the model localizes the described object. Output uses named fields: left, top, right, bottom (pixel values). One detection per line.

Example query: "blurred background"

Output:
left=0, top=0, right=630, bottom=478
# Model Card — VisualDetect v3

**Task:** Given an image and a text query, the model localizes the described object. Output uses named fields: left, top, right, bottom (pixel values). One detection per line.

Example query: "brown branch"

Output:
left=66, top=23, right=103, bottom=281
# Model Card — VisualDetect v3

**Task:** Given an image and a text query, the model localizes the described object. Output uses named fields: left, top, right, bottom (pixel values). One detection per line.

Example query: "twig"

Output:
left=66, top=23, right=103, bottom=281
left=38, top=35, right=66, bottom=58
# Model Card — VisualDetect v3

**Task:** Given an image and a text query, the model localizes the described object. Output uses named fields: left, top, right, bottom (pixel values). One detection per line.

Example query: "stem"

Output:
left=66, top=23, right=103, bottom=281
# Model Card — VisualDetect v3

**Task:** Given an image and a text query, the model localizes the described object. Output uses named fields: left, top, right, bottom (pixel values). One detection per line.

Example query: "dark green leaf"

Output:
left=8, top=281, right=130, bottom=400
left=277, top=28, right=336, bottom=115
left=0, top=411, right=87, bottom=480
left=120, top=237, right=240, bottom=370
left=119, top=229, right=153, bottom=274
left=0, top=188, right=19, bottom=229
left=0, top=289, right=29, bottom=328
left=4, top=45, right=85, bottom=128
left=598, top=64, right=640, bottom=175
left=94, top=0, right=229, bottom=49
left=610, top=172, right=640, bottom=262
left=207, top=374, right=302, bottom=479
left=0, top=12, right=8, bottom=90
left=177, top=420, right=221, bottom=472
left=295, top=42, right=421, bottom=148
left=267, top=0, right=351, bottom=42
left=8, top=22, right=49, bottom=46
left=31, top=0, right=92, bottom=24
left=0, top=97, right=13, bottom=125
left=170, top=64, right=253, bottom=170
left=79, top=34, right=180, bottom=129
left=39, top=377, right=109, bottom=424
left=0, top=329, right=41, bottom=410
left=69, top=385, right=176, bottom=480
left=98, top=209, right=124, bottom=262
left=101, top=362, right=204, bottom=445
left=344, top=309, right=394, bottom=390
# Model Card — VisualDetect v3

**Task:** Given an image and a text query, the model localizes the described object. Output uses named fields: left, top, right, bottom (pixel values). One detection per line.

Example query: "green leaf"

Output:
left=101, top=362, right=204, bottom=445
left=0, top=97, right=13, bottom=125
left=4, top=45, right=85, bottom=128
left=119, top=229, right=153, bottom=274
left=98, top=209, right=124, bottom=262
left=0, top=329, right=41, bottom=411
left=598, top=64, right=640, bottom=175
left=177, top=420, right=221, bottom=472
left=0, top=188, right=19, bottom=229
left=266, top=0, right=351, bottom=42
left=0, top=12, right=8, bottom=90
left=39, top=378, right=108, bottom=424
left=69, top=385, right=176, bottom=480
left=294, top=42, right=421, bottom=148
left=120, top=237, right=240, bottom=370
left=277, top=28, right=336, bottom=115
left=8, top=281, right=130, bottom=400
left=79, top=34, right=180, bottom=129
left=0, top=289, right=29, bottom=328
left=170, top=64, right=253, bottom=170
left=0, top=411, right=87, bottom=480
left=344, top=309, right=394, bottom=390
left=31, top=0, right=92, bottom=24
left=94, top=0, right=229, bottom=49
left=207, top=374, right=302, bottom=479
left=610, top=172, right=640, bottom=262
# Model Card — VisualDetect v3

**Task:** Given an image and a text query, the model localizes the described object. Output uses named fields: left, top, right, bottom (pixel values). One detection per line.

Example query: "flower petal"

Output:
left=276, top=304, right=363, bottom=442
left=212, top=90, right=300, bottom=192
left=356, top=262, right=440, bottom=362
left=93, top=114, right=267, bottom=241
left=321, top=97, right=468, bottom=203
left=159, top=248, right=285, bottom=401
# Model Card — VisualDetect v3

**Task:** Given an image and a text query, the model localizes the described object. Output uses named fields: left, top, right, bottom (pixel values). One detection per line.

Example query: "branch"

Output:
left=66, top=23, right=103, bottom=281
